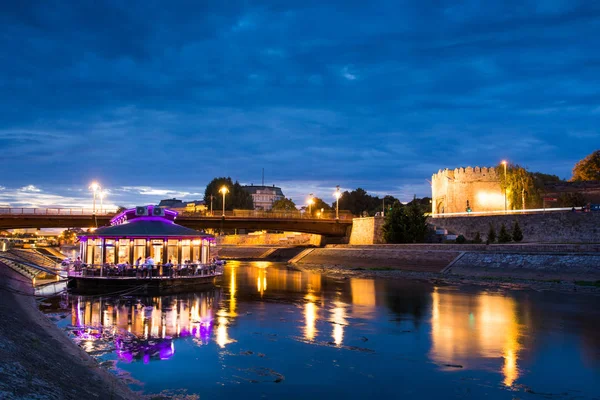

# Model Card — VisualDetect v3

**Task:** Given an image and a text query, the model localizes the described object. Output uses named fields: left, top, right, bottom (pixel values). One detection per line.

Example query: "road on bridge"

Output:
left=0, top=209, right=352, bottom=237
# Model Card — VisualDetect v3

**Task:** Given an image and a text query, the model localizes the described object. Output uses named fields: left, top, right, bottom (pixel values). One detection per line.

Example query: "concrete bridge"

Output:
left=0, top=208, right=352, bottom=237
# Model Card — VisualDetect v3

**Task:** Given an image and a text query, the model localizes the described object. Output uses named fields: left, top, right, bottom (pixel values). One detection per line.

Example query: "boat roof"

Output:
left=80, top=218, right=213, bottom=239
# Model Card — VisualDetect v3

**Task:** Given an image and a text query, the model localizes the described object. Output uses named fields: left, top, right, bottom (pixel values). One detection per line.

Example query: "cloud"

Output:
left=0, top=0, right=597, bottom=197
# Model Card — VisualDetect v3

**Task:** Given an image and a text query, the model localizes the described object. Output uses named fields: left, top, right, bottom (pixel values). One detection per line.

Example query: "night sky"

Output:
left=1, top=1, right=599, bottom=209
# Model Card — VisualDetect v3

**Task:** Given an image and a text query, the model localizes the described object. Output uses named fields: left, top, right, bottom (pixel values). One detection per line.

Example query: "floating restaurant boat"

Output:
left=67, top=205, right=221, bottom=295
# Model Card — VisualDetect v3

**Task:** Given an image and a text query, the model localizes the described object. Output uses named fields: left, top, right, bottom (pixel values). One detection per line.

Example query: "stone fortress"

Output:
left=432, top=167, right=505, bottom=215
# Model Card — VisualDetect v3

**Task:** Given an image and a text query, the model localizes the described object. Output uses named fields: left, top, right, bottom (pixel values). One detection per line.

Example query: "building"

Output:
left=242, top=184, right=285, bottom=211
left=79, top=205, right=215, bottom=266
left=432, top=167, right=504, bottom=214
left=432, top=167, right=600, bottom=215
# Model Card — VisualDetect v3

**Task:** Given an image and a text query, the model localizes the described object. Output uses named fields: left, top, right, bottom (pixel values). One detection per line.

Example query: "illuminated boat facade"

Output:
left=79, top=205, right=215, bottom=267
left=68, top=205, right=220, bottom=294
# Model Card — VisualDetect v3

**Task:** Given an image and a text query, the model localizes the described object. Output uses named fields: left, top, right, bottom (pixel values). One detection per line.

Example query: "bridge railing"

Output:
left=0, top=207, right=355, bottom=220
left=179, top=209, right=354, bottom=220
left=431, top=207, right=576, bottom=218
left=0, top=208, right=117, bottom=216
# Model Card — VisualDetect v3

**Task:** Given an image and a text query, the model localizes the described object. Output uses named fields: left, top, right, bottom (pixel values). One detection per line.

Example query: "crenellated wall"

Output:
left=432, top=166, right=504, bottom=214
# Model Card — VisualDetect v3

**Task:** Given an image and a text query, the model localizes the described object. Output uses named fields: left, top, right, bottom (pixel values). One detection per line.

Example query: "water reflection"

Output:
left=430, top=288, right=524, bottom=386
left=331, top=300, right=347, bottom=347
left=70, top=289, right=221, bottom=361
left=54, top=262, right=599, bottom=399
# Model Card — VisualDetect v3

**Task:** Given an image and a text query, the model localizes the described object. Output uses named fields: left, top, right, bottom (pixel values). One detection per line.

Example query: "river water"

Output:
left=47, top=261, right=600, bottom=399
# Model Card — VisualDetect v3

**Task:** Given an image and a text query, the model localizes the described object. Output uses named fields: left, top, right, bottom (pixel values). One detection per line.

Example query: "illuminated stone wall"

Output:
left=430, top=211, right=600, bottom=243
left=217, top=232, right=323, bottom=246
left=432, top=167, right=504, bottom=214
left=348, top=217, right=385, bottom=245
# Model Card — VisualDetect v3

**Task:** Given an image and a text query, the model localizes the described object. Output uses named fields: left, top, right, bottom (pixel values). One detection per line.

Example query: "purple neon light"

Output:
left=110, top=205, right=178, bottom=225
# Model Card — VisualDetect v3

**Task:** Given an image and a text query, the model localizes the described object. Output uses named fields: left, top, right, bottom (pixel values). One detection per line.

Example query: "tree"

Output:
left=473, top=232, right=482, bottom=244
left=60, top=229, right=78, bottom=245
left=382, top=196, right=428, bottom=243
left=497, top=163, right=540, bottom=209
left=272, top=198, right=297, bottom=211
left=498, top=223, right=512, bottom=243
left=487, top=224, right=496, bottom=244
left=307, top=197, right=332, bottom=216
left=571, top=150, right=600, bottom=181
left=204, top=177, right=254, bottom=211
left=512, top=221, right=523, bottom=242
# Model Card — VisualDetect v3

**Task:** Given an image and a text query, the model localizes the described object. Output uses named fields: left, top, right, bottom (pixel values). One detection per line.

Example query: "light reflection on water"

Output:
left=53, top=261, right=600, bottom=399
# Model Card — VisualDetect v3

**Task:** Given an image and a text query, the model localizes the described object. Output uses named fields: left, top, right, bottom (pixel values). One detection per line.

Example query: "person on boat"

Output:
left=164, top=259, right=173, bottom=277
left=74, top=257, right=82, bottom=272
left=146, top=256, right=155, bottom=278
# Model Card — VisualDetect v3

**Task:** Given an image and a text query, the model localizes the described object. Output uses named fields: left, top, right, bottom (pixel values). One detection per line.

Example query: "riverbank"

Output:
left=218, top=243, right=600, bottom=294
left=0, top=266, right=138, bottom=400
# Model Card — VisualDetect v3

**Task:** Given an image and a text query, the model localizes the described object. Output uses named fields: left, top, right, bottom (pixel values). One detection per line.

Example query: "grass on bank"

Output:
left=574, top=280, right=600, bottom=287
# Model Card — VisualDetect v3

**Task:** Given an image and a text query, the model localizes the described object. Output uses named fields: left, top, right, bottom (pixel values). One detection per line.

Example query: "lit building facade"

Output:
left=79, top=205, right=214, bottom=266
left=432, top=167, right=504, bottom=214
left=242, top=184, right=285, bottom=211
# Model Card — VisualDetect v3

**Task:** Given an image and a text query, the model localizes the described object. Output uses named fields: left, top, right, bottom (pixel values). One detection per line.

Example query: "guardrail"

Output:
left=431, top=207, right=576, bottom=218
left=180, top=210, right=354, bottom=220
left=0, top=208, right=118, bottom=215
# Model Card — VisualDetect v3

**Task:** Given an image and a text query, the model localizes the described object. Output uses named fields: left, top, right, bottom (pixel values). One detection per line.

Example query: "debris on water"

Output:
left=444, top=364, right=463, bottom=368
left=258, top=353, right=266, bottom=358
left=360, top=336, right=368, bottom=342
left=240, top=350, right=254, bottom=355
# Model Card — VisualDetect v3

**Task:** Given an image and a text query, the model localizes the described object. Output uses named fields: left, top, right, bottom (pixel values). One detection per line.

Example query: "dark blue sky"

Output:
left=1, top=0, right=599, bottom=208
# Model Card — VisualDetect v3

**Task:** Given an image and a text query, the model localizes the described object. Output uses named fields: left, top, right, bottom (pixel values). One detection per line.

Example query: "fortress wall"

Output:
left=432, top=167, right=504, bottom=214
left=430, top=211, right=600, bottom=243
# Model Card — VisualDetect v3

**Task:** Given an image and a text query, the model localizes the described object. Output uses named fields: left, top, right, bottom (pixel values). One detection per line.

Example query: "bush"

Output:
left=487, top=224, right=497, bottom=244
left=473, top=232, right=482, bottom=244
left=512, top=221, right=523, bottom=242
left=498, top=223, right=512, bottom=243
left=456, top=235, right=466, bottom=244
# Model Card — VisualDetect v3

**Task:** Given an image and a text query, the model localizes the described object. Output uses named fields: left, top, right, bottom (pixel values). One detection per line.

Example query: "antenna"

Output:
left=262, top=168, right=264, bottom=186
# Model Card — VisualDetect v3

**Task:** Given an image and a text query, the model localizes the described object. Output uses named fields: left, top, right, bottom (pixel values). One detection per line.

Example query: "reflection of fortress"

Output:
left=430, top=289, right=528, bottom=386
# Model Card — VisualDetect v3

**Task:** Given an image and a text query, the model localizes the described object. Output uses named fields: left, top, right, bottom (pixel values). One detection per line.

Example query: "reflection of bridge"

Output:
left=0, top=208, right=352, bottom=237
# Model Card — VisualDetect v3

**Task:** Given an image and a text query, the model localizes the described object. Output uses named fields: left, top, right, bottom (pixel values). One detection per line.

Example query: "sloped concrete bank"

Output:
left=447, top=252, right=600, bottom=281
left=0, top=265, right=138, bottom=400
left=219, top=244, right=600, bottom=284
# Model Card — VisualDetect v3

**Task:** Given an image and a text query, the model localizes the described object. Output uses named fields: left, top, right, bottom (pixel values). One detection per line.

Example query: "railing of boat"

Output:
left=67, top=264, right=224, bottom=279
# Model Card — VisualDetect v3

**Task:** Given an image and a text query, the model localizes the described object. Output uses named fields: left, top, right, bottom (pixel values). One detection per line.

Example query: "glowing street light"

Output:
left=501, top=160, right=508, bottom=213
left=89, top=182, right=100, bottom=214
left=334, top=186, right=341, bottom=219
left=219, top=186, right=229, bottom=217
left=307, top=194, right=314, bottom=216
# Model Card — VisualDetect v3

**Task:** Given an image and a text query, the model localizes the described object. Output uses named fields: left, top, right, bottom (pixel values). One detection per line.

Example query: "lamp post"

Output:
left=334, top=185, right=341, bottom=220
left=219, top=186, right=229, bottom=217
left=89, top=182, right=100, bottom=214
left=209, top=194, right=214, bottom=216
left=308, top=194, right=314, bottom=217
left=501, top=160, right=507, bottom=213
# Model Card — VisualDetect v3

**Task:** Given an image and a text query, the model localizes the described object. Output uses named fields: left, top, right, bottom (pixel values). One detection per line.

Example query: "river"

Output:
left=45, top=261, right=600, bottom=399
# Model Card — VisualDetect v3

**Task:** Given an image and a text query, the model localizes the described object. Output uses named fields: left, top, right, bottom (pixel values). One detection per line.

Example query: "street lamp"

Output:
left=307, top=194, right=314, bottom=216
left=334, top=186, right=341, bottom=219
left=89, top=182, right=100, bottom=214
left=501, top=160, right=508, bottom=213
left=219, top=186, right=229, bottom=217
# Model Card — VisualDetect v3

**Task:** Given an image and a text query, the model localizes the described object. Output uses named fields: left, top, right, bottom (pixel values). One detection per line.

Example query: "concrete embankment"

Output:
left=218, top=243, right=600, bottom=283
left=0, top=265, right=138, bottom=400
